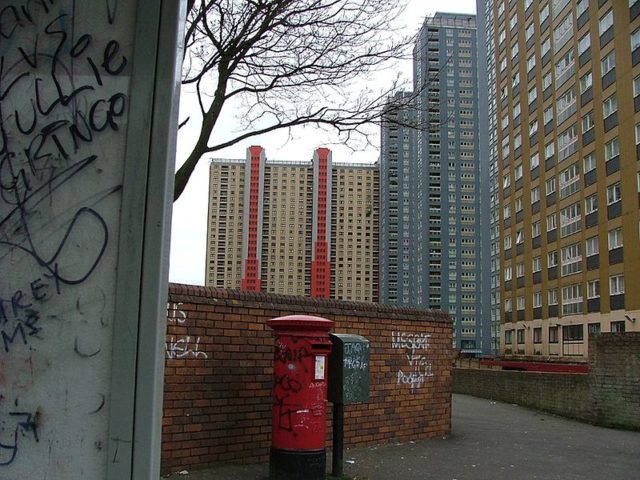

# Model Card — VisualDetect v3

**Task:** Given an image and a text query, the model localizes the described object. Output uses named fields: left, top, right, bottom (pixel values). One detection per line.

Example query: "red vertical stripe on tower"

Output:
left=241, top=146, right=263, bottom=291
left=311, top=148, right=331, bottom=298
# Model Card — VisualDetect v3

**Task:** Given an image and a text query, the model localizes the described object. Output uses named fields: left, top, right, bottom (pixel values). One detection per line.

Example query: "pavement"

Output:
left=162, top=394, right=640, bottom=480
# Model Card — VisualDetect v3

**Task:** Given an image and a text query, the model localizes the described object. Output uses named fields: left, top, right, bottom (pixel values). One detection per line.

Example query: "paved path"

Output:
left=163, top=394, right=640, bottom=480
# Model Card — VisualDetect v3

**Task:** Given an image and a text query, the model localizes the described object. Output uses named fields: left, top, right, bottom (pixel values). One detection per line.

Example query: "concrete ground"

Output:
left=162, top=394, right=640, bottom=480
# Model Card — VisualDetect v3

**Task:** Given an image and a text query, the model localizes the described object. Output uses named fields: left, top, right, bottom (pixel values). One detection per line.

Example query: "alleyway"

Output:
left=163, top=394, right=640, bottom=480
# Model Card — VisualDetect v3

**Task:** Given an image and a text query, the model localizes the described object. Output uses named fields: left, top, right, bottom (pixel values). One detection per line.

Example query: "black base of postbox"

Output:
left=269, top=447, right=325, bottom=480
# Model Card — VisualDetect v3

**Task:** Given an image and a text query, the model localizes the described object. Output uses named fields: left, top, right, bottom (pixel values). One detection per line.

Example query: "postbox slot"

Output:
left=311, top=343, right=332, bottom=352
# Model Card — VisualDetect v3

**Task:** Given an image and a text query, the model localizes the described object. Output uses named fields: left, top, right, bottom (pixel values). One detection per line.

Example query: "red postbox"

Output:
left=267, top=315, right=334, bottom=480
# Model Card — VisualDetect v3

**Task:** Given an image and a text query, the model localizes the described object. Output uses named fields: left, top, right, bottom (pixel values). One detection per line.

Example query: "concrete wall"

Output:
left=453, top=332, right=640, bottom=430
left=162, top=284, right=453, bottom=475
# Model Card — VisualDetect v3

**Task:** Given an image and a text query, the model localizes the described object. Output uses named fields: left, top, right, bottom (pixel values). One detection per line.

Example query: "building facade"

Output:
left=479, top=0, right=640, bottom=359
left=380, top=13, right=490, bottom=355
left=205, top=146, right=379, bottom=302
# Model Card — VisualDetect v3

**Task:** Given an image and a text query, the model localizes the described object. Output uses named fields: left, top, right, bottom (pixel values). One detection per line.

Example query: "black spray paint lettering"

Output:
left=0, top=411, right=40, bottom=466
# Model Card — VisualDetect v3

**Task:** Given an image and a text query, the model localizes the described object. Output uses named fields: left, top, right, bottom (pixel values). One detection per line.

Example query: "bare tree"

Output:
left=175, top=0, right=412, bottom=201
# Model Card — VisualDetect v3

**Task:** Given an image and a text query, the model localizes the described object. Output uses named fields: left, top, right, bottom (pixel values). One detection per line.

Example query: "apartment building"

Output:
left=478, top=0, right=640, bottom=359
left=205, top=146, right=379, bottom=302
left=380, top=13, right=490, bottom=355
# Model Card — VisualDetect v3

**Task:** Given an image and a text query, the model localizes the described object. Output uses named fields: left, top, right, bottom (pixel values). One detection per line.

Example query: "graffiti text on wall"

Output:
left=1, top=0, right=129, bottom=469
left=392, top=331, right=434, bottom=392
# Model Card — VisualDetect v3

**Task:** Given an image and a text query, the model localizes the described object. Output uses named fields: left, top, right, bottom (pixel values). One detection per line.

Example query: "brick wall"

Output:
left=453, top=369, right=592, bottom=422
left=453, top=332, right=640, bottom=430
left=589, top=333, right=640, bottom=429
left=162, top=284, right=453, bottom=475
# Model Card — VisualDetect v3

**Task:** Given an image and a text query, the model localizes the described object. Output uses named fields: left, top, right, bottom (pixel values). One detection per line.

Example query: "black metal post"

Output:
left=332, top=402, right=344, bottom=477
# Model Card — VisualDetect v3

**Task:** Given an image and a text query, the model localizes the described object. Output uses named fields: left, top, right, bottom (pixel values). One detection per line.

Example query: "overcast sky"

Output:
left=169, top=0, right=477, bottom=286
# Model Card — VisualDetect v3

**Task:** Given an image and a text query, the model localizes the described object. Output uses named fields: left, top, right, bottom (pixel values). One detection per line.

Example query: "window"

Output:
left=578, top=33, right=590, bottom=55
left=588, top=322, right=601, bottom=334
left=607, top=182, right=621, bottom=205
left=504, top=234, right=512, bottom=250
left=542, top=71, right=553, bottom=90
left=583, top=152, right=596, bottom=173
left=540, top=4, right=550, bottom=23
left=632, top=28, right=640, bottom=51
left=549, top=326, right=559, bottom=343
left=517, top=328, right=525, bottom=344
left=546, top=177, right=556, bottom=195
left=505, top=329, right=513, bottom=344
left=533, top=326, right=542, bottom=343
left=559, top=162, right=580, bottom=198
left=587, top=280, right=600, bottom=299
left=560, top=202, right=581, bottom=237
left=544, top=106, right=554, bottom=125
left=515, top=197, right=523, bottom=213
left=611, top=321, right=625, bottom=333
left=505, top=265, right=512, bottom=281
left=504, top=204, right=512, bottom=219
left=548, top=250, right=558, bottom=267
left=555, top=50, right=574, bottom=86
left=563, top=324, right=584, bottom=342
left=608, top=227, right=623, bottom=249
left=601, top=51, right=615, bottom=76
left=516, top=262, right=525, bottom=278
left=610, top=274, right=624, bottom=295
left=531, top=187, right=540, bottom=203
left=513, top=102, right=521, bottom=118
left=603, top=94, right=617, bottom=118
left=544, top=141, right=555, bottom=159
left=584, top=194, right=598, bottom=215
left=635, top=76, right=640, bottom=97
left=529, top=119, right=538, bottom=136
left=528, top=86, right=537, bottom=105
left=516, top=229, right=524, bottom=245
left=548, top=288, right=558, bottom=306
left=585, top=236, right=599, bottom=256
left=599, top=10, right=614, bottom=36
left=554, top=14, right=573, bottom=50
left=562, top=284, right=583, bottom=315
left=604, top=138, right=620, bottom=162
left=517, top=296, right=525, bottom=311
left=532, top=256, right=542, bottom=272
left=532, top=220, right=541, bottom=238
left=558, top=126, right=577, bottom=161
left=561, top=243, right=582, bottom=276
left=512, top=73, right=521, bottom=90
left=526, top=23, right=535, bottom=42
left=577, top=0, right=588, bottom=17
left=511, top=43, right=519, bottom=60
left=580, top=71, right=592, bottom=93
left=556, top=88, right=576, bottom=124
left=530, top=153, right=540, bottom=170
left=515, top=164, right=523, bottom=181
left=533, top=292, right=542, bottom=309
left=505, top=298, right=512, bottom=312
left=542, top=37, right=551, bottom=57
left=582, top=112, right=594, bottom=133
left=547, top=213, right=557, bottom=231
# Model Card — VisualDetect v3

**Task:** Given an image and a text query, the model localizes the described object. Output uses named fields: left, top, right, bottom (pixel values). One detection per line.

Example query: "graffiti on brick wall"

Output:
left=392, top=332, right=434, bottom=392
left=165, top=303, right=208, bottom=359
